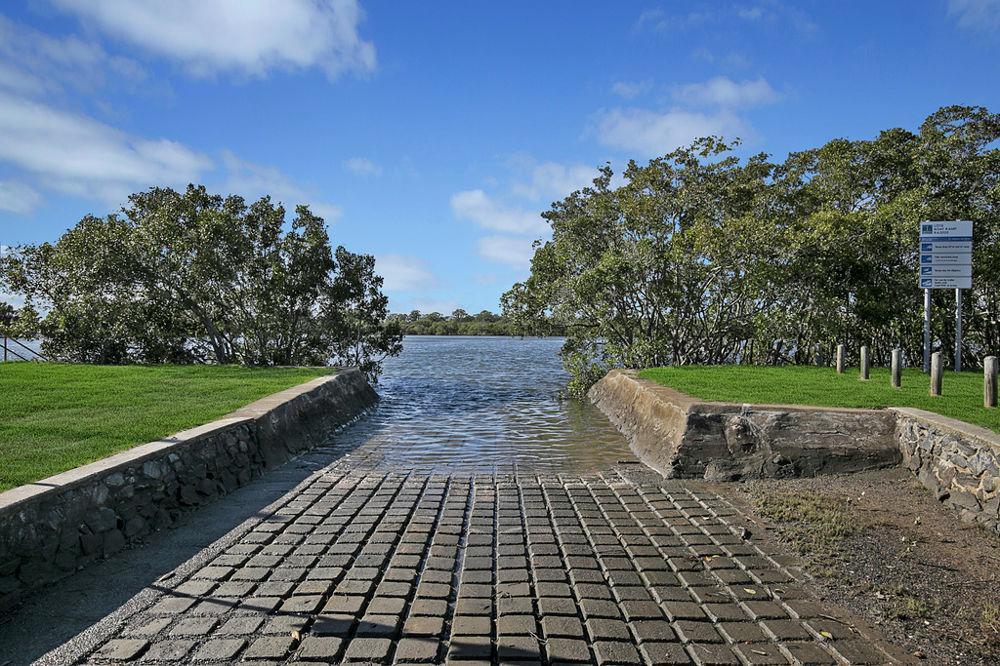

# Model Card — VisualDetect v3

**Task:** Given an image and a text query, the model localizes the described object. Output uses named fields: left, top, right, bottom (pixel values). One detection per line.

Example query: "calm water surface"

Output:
left=324, top=336, right=634, bottom=473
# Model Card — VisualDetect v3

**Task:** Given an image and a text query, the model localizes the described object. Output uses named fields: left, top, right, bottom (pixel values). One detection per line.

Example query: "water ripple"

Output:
left=323, top=336, right=634, bottom=472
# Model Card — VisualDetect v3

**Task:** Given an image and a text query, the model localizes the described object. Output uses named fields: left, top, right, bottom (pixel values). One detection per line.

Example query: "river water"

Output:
left=323, top=336, right=634, bottom=473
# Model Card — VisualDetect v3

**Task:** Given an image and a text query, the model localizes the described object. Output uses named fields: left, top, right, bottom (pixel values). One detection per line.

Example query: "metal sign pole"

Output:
left=923, top=288, right=931, bottom=373
left=955, top=288, right=963, bottom=372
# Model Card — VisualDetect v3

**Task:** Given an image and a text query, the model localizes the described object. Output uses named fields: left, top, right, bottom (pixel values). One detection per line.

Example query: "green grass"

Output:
left=0, top=363, right=332, bottom=492
left=639, top=365, right=999, bottom=433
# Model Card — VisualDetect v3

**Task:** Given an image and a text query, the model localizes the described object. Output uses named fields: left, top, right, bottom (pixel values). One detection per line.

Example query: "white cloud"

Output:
left=450, top=189, right=545, bottom=234
left=593, top=107, right=748, bottom=154
left=672, top=76, right=780, bottom=108
left=737, top=7, right=765, bottom=20
left=52, top=0, right=376, bottom=79
left=691, top=48, right=750, bottom=69
left=374, top=254, right=436, bottom=292
left=0, top=181, right=42, bottom=214
left=344, top=157, right=382, bottom=176
left=634, top=2, right=815, bottom=36
left=0, top=62, right=47, bottom=97
left=633, top=8, right=712, bottom=32
left=408, top=299, right=459, bottom=315
left=0, top=92, right=212, bottom=206
left=0, top=15, right=146, bottom=99
left=596, top=77, right=779, bottom=157
left=511, top=162, right=598, bottom=202
left=221, top=150, right=341, bottom=222
left=478, top=235, right=535, bottom=268
left=611, top=80, right=652, bottom=100
left=949, top=0, right=1000, bottom=32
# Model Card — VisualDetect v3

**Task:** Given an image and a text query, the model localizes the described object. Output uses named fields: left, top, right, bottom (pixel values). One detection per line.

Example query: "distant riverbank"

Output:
left=399, top=332, right=561, bottom=337
left=387, top=310, right=563, bottom=337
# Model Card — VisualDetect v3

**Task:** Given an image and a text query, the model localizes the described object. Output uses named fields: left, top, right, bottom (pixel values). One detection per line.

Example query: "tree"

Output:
left=2, top=185, right=402, bottom=380
left=503, top=106, right=1000, bottom=393
left=324, top=247, right=403, bottom=379
left=503, top=138, right=779, bottom=393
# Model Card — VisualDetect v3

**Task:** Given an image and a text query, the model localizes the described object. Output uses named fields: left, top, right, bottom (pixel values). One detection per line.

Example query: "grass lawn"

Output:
left=0, top=363, right=333, bottom=492
left=639, top=365, right=999, bottom=433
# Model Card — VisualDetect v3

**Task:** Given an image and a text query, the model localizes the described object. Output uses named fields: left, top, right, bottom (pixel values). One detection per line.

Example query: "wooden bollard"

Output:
left=986, top=356, right=998, bottom=408
left=930, top=351, right=943, bottom=396
left=891, top=349, right=902, bottom=388
left=836, top=344, right=845, bottom=374
left=860, top=346, right=870, bottom=380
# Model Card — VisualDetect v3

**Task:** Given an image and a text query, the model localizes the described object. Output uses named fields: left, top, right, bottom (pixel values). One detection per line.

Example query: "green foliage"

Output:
left=639, top=365, right=1000, bottom=432
left=503, top=106, right=1000, bottom=392
left=0, top=363, right=331, bottom=492
left=1, top=185, right=402, bottom=380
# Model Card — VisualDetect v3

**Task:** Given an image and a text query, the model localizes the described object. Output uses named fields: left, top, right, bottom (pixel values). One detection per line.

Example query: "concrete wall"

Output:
left=0, top=369, right=378, bottom=611
left=589, top=370, right=900, bottom=482
left=895, top=408, right=1000, bottom=534
left=589, top=369, right=1000, bottom=533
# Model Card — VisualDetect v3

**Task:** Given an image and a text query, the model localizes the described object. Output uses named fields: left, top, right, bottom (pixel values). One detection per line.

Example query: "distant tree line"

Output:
left=502, top=106, right=1000, bottom=395
left=387, top=309, right=562, bottom=336
left=1, top=186, right=402, bottom=380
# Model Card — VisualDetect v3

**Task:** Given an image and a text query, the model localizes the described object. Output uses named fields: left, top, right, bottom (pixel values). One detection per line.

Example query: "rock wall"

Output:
left=0, top=369, right=378, bottom=612
left=589, top=369, right=900, bottom=481
left=895, top=408, right=1000, bottom=534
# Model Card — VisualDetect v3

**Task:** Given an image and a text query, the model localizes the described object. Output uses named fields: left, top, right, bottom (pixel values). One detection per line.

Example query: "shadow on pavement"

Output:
left=0, top=445, right=351, bottom=666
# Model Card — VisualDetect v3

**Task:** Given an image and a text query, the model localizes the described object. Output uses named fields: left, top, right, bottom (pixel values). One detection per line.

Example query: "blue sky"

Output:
left=1, top=1, right=998, bottom=314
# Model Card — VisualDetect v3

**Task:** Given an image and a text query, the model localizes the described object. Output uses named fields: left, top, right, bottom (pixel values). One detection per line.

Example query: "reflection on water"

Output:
left=324, top=336, right=635, bottom=473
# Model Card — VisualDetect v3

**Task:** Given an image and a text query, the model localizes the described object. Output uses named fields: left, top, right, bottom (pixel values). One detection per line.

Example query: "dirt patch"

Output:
left=711, top=467, right=1000, bottom=665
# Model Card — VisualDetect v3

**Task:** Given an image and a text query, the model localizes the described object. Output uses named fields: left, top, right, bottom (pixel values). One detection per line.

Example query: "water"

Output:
left=324, top=336, right=634, bottom=473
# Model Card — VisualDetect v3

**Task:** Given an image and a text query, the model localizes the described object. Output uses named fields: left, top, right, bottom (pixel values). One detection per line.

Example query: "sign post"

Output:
left=923, top=288, right=931, bottom=373
left=918, top=221, right=973, bottom=373
left=955, top=288, right=963, bottom=372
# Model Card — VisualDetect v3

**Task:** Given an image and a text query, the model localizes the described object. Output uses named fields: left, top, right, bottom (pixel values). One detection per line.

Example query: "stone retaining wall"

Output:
left=0, top=369, right=378, bottom=612
left=894, top=408, right=1000, bottom=534
left=589, top=369, right=901, bottom=481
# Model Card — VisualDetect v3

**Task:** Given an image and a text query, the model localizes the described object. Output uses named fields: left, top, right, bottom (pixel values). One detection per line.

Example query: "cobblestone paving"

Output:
left=76, top=461, right=904, bottom=665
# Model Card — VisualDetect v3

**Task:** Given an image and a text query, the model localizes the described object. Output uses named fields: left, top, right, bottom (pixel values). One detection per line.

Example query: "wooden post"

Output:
left=986, top=356, right=998, bottom=408
left=930, top=351, right=943, bottom=396
left=860, top=345, right=870, bottom=380
left=891, top=349, right=902, bottom=388
left=836, top=344, right=845, bottom=374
